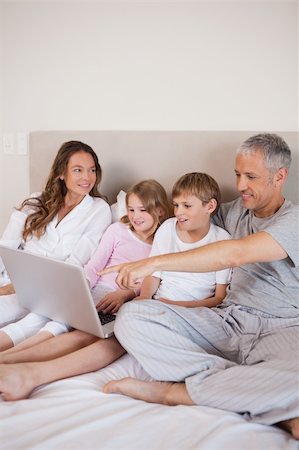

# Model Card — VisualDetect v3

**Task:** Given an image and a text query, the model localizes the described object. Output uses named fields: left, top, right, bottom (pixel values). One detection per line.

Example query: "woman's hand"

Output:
left=0, top=284, right=15, bottom=296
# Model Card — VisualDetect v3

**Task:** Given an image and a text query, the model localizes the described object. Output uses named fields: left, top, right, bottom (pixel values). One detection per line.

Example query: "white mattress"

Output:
left=1, top=354, right=297, bottom=449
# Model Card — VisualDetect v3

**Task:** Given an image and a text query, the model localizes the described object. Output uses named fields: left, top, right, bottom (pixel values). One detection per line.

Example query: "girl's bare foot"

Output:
left=277, top=417, right=299, bottom=440
left=0, top=363, right=37, bottom=400
left=103, top=377, right=194, bottom=406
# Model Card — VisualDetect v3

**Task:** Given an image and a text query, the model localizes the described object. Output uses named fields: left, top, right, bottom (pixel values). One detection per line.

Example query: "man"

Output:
left=102, top=133, right=299, bottom=439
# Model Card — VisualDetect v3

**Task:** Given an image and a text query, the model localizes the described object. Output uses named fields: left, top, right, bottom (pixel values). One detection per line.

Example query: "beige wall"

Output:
left=0, top=1, right=298, bottom=233
left=28, top=130, right=298, bottom=206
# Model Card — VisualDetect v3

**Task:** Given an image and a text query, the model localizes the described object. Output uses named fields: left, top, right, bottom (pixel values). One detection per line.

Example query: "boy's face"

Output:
left=172, top=193, right=212, bottom=234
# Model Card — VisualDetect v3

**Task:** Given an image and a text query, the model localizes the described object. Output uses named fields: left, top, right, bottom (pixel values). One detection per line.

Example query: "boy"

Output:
left=138, top=172, right=231, bottom=307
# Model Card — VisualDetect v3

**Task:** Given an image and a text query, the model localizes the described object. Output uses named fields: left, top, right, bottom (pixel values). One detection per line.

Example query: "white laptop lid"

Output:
left=0, top=245, right=115, bottom=338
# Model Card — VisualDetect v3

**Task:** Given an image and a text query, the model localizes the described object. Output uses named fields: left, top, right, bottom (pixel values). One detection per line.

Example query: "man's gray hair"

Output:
left=237, top=133, right=292, bottom=173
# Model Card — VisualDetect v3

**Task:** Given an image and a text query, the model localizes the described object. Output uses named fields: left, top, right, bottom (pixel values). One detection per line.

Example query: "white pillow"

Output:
left=111, top=190, right=127, bottom=223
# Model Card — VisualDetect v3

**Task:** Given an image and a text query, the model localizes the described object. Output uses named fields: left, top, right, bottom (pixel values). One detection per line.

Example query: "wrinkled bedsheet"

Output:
left=1, top=354, right=297, bottom=450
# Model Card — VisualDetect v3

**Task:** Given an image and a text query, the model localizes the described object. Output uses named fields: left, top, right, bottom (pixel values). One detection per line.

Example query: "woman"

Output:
left=0, top=178, right=171, bottom=399
left=0, top=140, right=111, bottom=348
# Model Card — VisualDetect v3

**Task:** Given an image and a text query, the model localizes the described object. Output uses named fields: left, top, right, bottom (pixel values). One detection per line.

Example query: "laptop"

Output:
left=0, top=245, right=115, bottom=338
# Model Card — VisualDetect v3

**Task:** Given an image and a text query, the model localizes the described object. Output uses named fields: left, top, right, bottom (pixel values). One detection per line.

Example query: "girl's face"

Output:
left=62, top=151, right=97, bottom=202
left=127, top=193, right=156, bottom=237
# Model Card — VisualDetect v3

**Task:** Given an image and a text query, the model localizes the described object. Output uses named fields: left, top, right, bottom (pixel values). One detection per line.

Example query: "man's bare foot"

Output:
left=277, top=417, right=299, bottom=440
left=0, top=363, right=37, bottom=400
left=103, top=377, right=194, bottom=406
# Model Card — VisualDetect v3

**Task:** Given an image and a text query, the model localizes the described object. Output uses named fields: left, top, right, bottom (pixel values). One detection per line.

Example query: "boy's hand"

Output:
left=133, top=295, right=149, bottom=301
left=158, top=297, right=178, bottom=305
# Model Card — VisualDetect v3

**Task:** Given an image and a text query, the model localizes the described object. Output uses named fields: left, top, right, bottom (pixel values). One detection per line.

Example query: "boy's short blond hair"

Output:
left=172, top=172, right=221, bottom=216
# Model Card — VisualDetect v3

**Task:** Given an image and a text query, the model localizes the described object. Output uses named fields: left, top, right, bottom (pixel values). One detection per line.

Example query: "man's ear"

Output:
left=275, top=167, right=288, bottom=185
left=207, top=198, right=217, bottom=215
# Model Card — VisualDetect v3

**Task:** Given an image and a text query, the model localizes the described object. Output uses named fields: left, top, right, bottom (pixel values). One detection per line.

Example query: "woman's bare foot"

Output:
left=0, top=363, right=37, bottom=400
left=277, top=417, right=299, bottom=440
left=103, top=377, right=194, bottom=406
left=0, top=331, right=14, bottom=352
left=0, top=350, right=20, bottom=364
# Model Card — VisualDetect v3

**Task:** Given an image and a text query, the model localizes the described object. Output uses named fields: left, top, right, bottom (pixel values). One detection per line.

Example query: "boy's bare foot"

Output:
left=103, top=377, right=194, bottom=406
left=277, top=417, right=299, bottom=440
left=0, top=363, right=37, bottom=400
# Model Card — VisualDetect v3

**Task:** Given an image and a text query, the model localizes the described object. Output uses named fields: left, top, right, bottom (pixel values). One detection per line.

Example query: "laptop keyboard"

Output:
left=97, top=310, right=116, bottom=325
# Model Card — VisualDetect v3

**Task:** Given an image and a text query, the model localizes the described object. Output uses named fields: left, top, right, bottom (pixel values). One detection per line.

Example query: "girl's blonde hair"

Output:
left=172, top=172, right=221, bottom=216
left=19, top=141, right=105, bottom=241
left=121, top=179, right=171, bottom=237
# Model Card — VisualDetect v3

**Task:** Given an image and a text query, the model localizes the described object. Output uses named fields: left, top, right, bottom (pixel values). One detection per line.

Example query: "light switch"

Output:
left=3, top=133, right=14, bottom=154
left=17, top=133, right=28, bottom=155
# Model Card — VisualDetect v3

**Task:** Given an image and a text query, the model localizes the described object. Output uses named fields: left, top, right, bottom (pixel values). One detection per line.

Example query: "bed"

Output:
left=1, top=130, right=298, bottom=450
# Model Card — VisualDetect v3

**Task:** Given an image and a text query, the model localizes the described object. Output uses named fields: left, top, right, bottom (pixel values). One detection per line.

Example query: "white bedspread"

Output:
left=1, top=354, right=297, bottom=450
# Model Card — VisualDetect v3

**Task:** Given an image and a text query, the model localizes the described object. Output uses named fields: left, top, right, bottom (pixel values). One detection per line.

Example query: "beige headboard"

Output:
left=29, top=131, right=299, bottom=205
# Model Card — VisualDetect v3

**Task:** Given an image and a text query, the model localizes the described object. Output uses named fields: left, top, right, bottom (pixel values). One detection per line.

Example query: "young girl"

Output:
left=86, top=178, right=171, bottom=315
left=0, top=179, right=170, bottom=377
left=0, top=141, right=112, bottom=349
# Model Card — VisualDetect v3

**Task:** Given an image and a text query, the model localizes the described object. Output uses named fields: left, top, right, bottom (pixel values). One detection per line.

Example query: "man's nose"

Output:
left=237, top=176, right=247, bottom=191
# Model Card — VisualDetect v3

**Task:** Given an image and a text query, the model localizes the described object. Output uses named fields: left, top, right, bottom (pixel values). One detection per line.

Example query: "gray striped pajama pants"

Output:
left=114, top=300, right=299, bottom=425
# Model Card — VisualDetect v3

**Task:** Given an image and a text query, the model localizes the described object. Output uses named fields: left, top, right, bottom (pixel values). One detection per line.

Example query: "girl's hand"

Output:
left=96, top=290, right=133, bottom=314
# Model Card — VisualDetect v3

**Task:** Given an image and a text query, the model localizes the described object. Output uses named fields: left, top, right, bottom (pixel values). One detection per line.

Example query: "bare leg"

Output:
left=1, top=331, right=54, bottom=355
left=0, top=330, right=98, bottom=363
left=0, top=336, right=125, bottom=400
left=276, top=418, right=299, bottom=440
left=0, top=331, right=13, bottom=351
left=103, top=378, right=194, bottom=406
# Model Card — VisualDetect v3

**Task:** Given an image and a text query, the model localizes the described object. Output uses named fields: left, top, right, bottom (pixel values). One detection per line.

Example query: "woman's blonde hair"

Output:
left=19, top=141, right=104, bottom=241
left=172, top=172, right=221, bottom=216
left=121, top=179, right=171, bottom=238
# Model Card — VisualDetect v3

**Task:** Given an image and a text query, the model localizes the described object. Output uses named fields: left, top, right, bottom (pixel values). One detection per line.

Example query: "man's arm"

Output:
left=100, top=231, right=287, bottom=290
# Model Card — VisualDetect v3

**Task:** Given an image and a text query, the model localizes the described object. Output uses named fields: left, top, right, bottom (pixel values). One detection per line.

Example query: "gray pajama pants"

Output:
left=114, top=300, right=299, bottom=425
